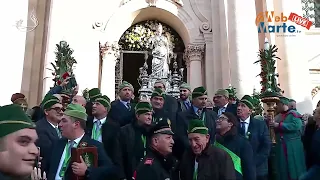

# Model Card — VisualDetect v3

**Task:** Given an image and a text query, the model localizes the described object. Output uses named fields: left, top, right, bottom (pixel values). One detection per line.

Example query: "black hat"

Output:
left=149, top=119, right=174, bottom=136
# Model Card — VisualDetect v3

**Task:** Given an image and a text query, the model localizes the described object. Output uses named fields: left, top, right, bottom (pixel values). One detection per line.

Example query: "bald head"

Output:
left=72, top=95, right=87, bottom=107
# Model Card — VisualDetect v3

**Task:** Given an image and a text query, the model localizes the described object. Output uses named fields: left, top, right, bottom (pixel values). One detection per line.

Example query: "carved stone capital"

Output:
left=183, top=44, right=205, bottom=64
left=100, top=42, right=120, bottom=60
left=200, top=22, right=212, bottom=33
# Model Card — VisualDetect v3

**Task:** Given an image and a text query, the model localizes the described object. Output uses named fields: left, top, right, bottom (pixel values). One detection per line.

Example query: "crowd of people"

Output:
left=0, top=78, right=319, bottom=180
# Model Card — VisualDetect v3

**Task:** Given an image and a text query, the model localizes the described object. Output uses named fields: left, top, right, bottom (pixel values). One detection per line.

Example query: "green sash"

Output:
left=59, top=141, right=77, bottom=177
left=214, top=142, right=242, bottom=175
left=141, top=135, right=147, bottom=156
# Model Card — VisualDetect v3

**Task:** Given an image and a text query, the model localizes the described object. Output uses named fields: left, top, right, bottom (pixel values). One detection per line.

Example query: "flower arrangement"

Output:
left=254, top=44, right=283, bottom=98
left=226, top=85, right=238, bottom=101
left=118, top=20, right=184, bottom=52
left=50, top=41, right=78, bottom=95
left=252, top=88, right=264, bottom=116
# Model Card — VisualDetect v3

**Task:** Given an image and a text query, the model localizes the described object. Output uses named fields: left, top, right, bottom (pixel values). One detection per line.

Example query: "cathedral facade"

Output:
left=2, top=0, right=320, bottom=113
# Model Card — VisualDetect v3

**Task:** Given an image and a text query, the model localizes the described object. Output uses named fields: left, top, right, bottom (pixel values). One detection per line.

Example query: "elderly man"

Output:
left=270, top=96, right=306, bottom=180
left=153, top=79, right=178, bottom=115
left=237, top=95, right=271, bottom=180
left=44, top=103, right=116, bottom=180
left=72, top=95, right=87, bottom=107
left=0, top=104, right=39, bottom=179
left=36, top=95, right=63, bottom=170
left=177, top=82, right=192, bottom=112
left=176, top=86, right=217, bottom=159
left=108, top=81, right=136, bottom=126
left=118, top=101, right=153, bottom=180
left=179, top=119, right=236, bottom=180
left=133, top=120, right=175, bottom=180
left=213, top=89, right=237, bottom=117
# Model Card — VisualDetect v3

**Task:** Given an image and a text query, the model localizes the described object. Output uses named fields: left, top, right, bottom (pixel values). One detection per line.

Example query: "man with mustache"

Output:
left=133, top=120, right=175, bottom=180
left=108, top=81, right=136, bottom=126
left=177, top=82, right=192, bottom=112
left=179, top=119, right=236, bottom=180
left=0, top=104, right=39, bottom=179
left=117, top=101, right=153, bottom=180
left=36, top=95, right=63, bottom=171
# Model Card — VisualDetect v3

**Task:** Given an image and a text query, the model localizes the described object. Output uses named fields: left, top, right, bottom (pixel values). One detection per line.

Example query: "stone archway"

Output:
left=98, top=3, right=204, bottom=100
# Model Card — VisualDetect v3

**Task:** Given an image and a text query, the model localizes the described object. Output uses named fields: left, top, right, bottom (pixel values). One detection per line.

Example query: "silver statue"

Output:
left=149, top=23, right=170, bottom=78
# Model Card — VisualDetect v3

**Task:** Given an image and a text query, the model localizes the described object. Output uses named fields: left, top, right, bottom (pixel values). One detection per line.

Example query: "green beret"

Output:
left=94, top=95, right=111, bottom=110
left=180, top=82, right=191, bottom=91
left=192, top=86, right=207, bottom=99
left=41, top=95, right=60, bottom=110
left=135, top=101, right=152, bottom=115
left=215, top=89, right=229, bottom=98
left=240, top=95, right=254, bottom=109
left=88, top=88, right=101, bottom=102
left=188, top=119, right=208, bottom=135
left=151, top=88, right=166, bottom=99
left=280, top=97, right=290, bottom=105
left=119, top=81, right=134, bottom=92
left=225, top=89, right=235, bottom=98
left=64, top=103, right=88, bottom=121
left=0, top=104, right=36, bottom=138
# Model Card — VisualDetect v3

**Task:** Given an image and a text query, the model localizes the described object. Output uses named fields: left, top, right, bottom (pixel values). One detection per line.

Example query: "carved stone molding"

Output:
left=100, top=41, right=120, bottom=60
left=183, top=44, right=205, bottom=65
left=200, top=22, right=212, bottom=33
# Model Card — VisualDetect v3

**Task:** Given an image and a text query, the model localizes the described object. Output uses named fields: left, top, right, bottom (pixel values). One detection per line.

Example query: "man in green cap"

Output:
left=133, top=119, right=175, bottom=180
left=237, top=95, right=271, bottom=180
left=44, top=103, right=117, bottom=179
left=36, top=95, right=63, bottom=169
left=0, top=104, right=39, bottom=179
left=213, top=89, right=237, bottom=117
left=179, top=119, right=236, bottom=180
left=175, top=86, right=217, bottom=160
left=150, top=88, right=176, bottom=127
left=117, top=101, right=154, bottom=180
left=153, top=79, right=178, bottom=116
left=270, top=96, right=306, bottom=180
left=177, top=82, right=192, bottom=112
left=108, top=81, right=136, bottom=127
left=86, top=94, right=121, bottom=175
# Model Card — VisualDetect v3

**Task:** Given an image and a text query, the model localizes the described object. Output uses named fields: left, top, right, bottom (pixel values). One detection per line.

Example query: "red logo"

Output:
left=288, top=13, right=312, bottom=30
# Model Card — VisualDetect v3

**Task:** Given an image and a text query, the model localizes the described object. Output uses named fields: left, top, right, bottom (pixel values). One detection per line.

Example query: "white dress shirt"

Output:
left=240, top=116, right=251, bottom=134
left=93, top=117, right=107, bottom=142
left=218, top=103, right=229, bottom=116
left=54, top=133, right=85, bottom=180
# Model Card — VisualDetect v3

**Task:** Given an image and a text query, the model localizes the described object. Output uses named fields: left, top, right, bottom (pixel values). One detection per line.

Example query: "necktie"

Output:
left=197, top=109, right=202, bottom=117
left=185, top=101, right=191, bottom=109
left=92, top=120, right=101, bottom=141
left=240, top=122, right=246, bottom=136
left=55, top=127, right=62, bottom=138
left=127, top=102, right=131, bottom=111
left=218, top=107, right=226, bottom=116
left=59, top=140, right=76, bottom=177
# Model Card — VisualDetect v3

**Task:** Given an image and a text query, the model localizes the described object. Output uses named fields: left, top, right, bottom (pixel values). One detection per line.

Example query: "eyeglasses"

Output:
left=216, top=116, right=228, bottom=122
left=49, top=107, right=64, bottom=113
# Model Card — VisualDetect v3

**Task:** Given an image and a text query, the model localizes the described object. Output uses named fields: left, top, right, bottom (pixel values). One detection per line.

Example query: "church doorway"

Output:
left=116, top=20, right=186, bottom=99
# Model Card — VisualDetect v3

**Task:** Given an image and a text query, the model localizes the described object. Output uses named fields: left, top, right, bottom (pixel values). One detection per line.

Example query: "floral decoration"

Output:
left=118, top=20, right=184, bottom=52
left=252, top=88, right=264, bottom=116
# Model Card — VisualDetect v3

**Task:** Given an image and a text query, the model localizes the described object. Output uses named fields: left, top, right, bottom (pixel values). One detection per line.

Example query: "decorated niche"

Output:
left=118, top=20, right=185, bottom=52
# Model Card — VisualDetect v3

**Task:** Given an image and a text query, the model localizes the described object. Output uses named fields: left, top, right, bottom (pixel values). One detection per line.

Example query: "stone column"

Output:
left=184, top=44, right=205, bottom=90
left=100, top=42, right=120, bottom=101
left=273, top=1, right=313, bottom=113
left=227, top=0, right=260, bottom=98
left=21, top=0, right=51, bottom=107
left=200, top=22, right=214, bottom=99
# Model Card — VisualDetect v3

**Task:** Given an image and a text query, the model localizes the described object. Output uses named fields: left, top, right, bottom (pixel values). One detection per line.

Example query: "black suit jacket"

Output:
left=108, top=99, right=135, bottom=126
left=45, top=135, right=117, bottom=180
left=86, top=117, right=122, bottom=178
left=240, top=117, right=271, bottom=176
left=35, top=118, right=60, bottom=169
left=213, top=103, right=238, bottom=117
